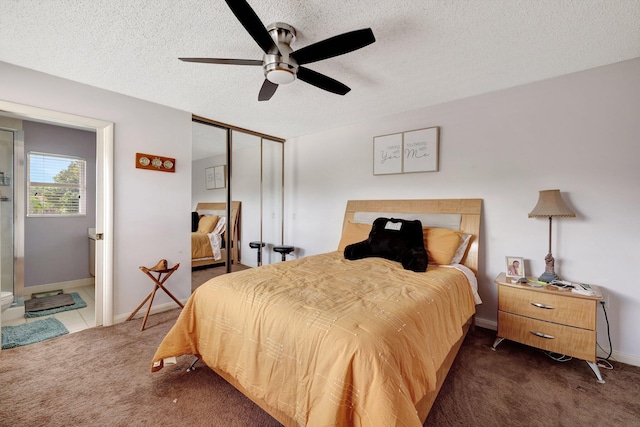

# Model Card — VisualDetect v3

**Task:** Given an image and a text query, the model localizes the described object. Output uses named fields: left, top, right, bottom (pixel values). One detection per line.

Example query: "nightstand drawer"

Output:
left=498, top=285, right=596, bottom=330
left=498, top=312, right=596, bottom=361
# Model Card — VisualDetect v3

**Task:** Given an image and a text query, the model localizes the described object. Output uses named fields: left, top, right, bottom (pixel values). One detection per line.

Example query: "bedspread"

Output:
left=191, top=232, right=214, bottom=259
left=191, top=216, right=226, bottom=261
left=152, top=251, right=476, bottom=426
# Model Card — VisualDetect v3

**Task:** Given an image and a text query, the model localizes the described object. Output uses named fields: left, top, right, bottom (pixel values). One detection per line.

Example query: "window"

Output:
left=27, top=152, right=86, bottom=216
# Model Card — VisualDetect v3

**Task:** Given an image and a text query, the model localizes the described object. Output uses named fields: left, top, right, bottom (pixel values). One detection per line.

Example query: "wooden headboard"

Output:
left=342, top=199, right=482, bottom=274
left=195, top=201, right=241, bottom=221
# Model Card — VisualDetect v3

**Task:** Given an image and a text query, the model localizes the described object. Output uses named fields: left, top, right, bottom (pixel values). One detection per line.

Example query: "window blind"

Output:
left=27, top=152, right=86, bottom=216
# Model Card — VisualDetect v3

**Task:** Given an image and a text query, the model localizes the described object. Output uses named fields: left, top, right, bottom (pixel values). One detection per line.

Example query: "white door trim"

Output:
left=0, top=99, right=114, bottom=326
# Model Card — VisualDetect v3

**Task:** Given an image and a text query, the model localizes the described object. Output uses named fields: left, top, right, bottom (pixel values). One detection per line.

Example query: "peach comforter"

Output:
left=191, top=232, right=214, bottom=260
left=152, top=251, right=475, bottom=426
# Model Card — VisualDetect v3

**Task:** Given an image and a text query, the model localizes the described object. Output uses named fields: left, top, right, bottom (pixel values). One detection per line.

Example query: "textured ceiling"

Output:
left=1, top=0, right=639, bottom=140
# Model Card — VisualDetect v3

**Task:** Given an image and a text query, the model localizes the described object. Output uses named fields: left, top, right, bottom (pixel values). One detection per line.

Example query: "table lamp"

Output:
left=528, top=189, right=575, bottom=282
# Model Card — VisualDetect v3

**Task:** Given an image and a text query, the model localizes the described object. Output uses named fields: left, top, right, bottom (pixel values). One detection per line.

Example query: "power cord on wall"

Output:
left=596, top=300, right=614, bottom=370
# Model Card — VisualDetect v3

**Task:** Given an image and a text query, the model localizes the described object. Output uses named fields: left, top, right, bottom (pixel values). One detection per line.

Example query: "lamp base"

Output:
left=538, top=271, right=558, bottom=283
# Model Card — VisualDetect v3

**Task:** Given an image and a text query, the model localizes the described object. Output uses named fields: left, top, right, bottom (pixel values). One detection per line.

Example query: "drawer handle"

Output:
left=530, top=331, right=555, bottom=339
left=531, top=302, right=555, bottom=309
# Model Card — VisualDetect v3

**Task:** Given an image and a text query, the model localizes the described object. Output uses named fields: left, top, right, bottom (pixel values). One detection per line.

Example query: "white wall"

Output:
left=284, top=58, right=640, bottom=363
left=0, top=61, right=193, bottom=319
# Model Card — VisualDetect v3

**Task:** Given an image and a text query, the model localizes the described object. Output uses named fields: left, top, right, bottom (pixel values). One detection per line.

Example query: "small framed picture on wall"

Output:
left=205, top=167, right=216, bottom=190
left=205, top=165, right=226, bottom=189
left=506, top=256, right=525, bottom=278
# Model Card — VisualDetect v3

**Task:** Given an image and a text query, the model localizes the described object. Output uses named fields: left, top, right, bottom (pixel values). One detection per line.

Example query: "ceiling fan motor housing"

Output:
left=264, top=22, right=298, bottom=84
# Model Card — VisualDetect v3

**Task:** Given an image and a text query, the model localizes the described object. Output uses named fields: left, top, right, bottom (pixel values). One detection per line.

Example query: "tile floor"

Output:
left=2, top=285, right=95, bottom=333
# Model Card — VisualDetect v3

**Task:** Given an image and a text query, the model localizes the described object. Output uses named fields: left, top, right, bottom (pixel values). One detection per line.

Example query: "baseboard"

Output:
left=113, top=299, right=188, bottom=325
left=475, top=316, right=640, bottom=367
left=598, top=348, right=640, bottom=367
left=23, top=278, right=95, bottom=297
left=475, top=316, right=497, bottom=331
left=1, top=304, right=25, bottom=321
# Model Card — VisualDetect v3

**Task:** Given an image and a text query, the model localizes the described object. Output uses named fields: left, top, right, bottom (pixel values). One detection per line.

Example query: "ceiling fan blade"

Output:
left=258, top=79, right=278, bottom=101
left=291, top=28, right=375, bottom=65
left=179, top=58, right=263, bottom=66
left=224, top=0, right=279, bottom=55
left=297, top=67, right=350, bottom=95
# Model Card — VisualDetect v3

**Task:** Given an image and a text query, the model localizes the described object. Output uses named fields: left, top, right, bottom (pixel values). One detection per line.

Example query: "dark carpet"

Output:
left=0, top=309, right=638, bottom=426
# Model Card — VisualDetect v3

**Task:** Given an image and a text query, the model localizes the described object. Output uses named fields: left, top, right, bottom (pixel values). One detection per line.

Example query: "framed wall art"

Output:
left=205, top=165, right=226, bottom=189
left=373, top=126, right=439, bottom=175
left=213, top=165, right=226, bottom=189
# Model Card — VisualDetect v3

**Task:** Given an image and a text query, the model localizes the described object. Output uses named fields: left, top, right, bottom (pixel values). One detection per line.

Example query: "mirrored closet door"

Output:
left=231, top=131, right=284, bottom=267
left=191, top=117, right=284, bottom=279
left=260, top=138, right=283, bottom=265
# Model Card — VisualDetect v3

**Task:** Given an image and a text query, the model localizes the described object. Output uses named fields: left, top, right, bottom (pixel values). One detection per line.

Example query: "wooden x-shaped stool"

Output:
left=126, top=259, right=183, bottom=330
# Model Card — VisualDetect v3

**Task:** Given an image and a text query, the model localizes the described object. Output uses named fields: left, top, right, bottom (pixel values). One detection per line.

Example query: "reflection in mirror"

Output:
left=192, top=122, right=226, bottom=206
left=261, top=139, right=284, bottom=265
left=231, top=131, right=284, bottom=267
left=191, top=121, right=230, bottom=277
left=231, top=130, right=261, bottom=267
left=191, top=117, right=285, bottom=291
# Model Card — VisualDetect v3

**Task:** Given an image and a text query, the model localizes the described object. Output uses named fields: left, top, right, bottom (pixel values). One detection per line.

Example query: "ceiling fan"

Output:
left=179, top=0, right=376, bottom=101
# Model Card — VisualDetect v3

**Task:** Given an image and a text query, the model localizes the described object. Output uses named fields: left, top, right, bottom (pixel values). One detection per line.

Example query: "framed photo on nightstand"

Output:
left=506, top=256, right=525, bottom=278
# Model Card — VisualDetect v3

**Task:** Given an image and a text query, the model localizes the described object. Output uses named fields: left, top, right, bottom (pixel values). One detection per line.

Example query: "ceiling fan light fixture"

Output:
left=264, top=55, right=297, bottom=85
left=266, top=68, right=295, bottom=85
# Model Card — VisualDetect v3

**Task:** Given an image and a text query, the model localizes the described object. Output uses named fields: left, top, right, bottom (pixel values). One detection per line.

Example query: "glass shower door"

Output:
left=0, top=129, right=14, bottom=305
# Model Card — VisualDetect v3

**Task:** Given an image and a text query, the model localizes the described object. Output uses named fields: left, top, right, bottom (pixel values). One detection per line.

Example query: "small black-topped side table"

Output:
left=249, top=241, right=265, bottom=266
left=273, top=245, right=295, bottom=262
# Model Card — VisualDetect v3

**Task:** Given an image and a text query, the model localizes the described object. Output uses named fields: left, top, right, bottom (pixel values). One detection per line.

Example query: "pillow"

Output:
left=344, top=217, right=428, bottom=272
left=422, top=227, right=463, bottom=265
left=450, top=233, right=472, bottom=264
left=337, top=221, right=372, bottom=252
left=191, top=212, right=200, bottom=233
left=197, top=215, right=219, bottom=234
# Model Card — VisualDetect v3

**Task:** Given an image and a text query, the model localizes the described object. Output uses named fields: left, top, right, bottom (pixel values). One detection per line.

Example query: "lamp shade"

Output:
left=528, top=190, right=576, bottom=218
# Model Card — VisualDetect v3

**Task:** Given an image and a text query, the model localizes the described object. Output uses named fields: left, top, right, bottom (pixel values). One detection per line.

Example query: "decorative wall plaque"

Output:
left=136, top=153, right=176, bottom=173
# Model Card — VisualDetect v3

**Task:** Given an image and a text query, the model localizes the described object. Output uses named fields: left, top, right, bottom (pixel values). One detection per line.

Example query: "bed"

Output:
left=191, top=201, right=241, bottom=268
left=154, top=198, right=482, bottom=426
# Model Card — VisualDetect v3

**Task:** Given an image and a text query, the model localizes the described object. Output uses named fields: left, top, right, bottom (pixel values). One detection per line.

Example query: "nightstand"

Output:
left=492, top=272, right=604, bottom=383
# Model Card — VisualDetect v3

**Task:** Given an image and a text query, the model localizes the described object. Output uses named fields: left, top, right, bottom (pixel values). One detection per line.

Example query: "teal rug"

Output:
left=1, top=317, right=69, bottom=349
left=24, top=292, right=87, bottom=318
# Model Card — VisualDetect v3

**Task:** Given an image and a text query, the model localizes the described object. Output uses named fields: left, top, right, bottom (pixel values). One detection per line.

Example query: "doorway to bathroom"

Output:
left=0, top=100, right=114, bottom=327
left=1, top=121, right=96, bottom=329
